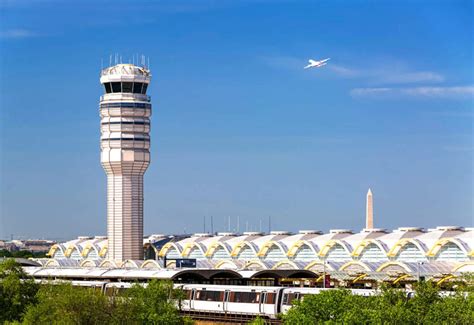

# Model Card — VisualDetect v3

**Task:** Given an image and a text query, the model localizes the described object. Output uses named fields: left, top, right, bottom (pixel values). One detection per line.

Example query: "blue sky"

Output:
left=0, top=0, right=472, bottom=240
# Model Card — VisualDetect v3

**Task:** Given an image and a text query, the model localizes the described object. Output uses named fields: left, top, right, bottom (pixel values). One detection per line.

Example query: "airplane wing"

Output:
left=304, top=64, right=312, bottom=69
left=308, top=59, right=317, bottom=64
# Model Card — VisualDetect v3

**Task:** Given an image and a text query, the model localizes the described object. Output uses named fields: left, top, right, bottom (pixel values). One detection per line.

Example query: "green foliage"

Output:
left=249, top=316, right=266, bottom=325
left=0, top=249, right=47, bottom=258
left=22, top=283, right=114, bottom=324
left=21, top=279, right=192, bottom=325
left=124, top=280, right=191, bottom=324
left=0, top=259, right=39, bottom=323
left=282, top=282, right=474, bottom=325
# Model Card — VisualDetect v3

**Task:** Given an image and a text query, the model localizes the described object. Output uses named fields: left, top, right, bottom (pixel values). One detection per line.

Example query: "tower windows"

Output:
left=102, top=82, right=149, bottom=94
left=111, top=82, right=122, bottom=93
left=122, top=82, right=133, bottom=93
left=133, top=82, right=143, bottom=93
left=104, top=83, right=112, bottom=93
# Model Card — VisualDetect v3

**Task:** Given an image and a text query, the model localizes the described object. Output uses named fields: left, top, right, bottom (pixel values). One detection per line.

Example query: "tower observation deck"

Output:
left=99, top=64, right=152, bottom=261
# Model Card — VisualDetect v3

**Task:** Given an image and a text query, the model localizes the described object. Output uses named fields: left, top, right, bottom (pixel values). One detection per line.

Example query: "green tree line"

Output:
left=0, top=249, right=47, bottom=259
left=282, top=280, right=474, bottom=324
left=0, top=259, right=192, bottom=324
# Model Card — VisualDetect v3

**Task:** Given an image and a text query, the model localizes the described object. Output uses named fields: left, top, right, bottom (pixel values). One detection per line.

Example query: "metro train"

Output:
left=35, top=280, right=382, bottom=319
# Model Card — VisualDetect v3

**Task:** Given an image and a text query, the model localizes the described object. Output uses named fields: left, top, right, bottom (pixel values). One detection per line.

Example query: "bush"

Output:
left=0, top=259, right=39, bottom=323
left=282, top=283, right=474, bottom=324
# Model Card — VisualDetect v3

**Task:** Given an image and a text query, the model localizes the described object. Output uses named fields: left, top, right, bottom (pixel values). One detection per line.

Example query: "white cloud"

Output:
left=351, top=86, right=474, bottom=99
left=0, top=29, right=39, bottom=39
left=381, top=71, right=444, bottom=84
left=350, top=87, right=392, bottom=96
left=327, top=64, right=360, bottom=77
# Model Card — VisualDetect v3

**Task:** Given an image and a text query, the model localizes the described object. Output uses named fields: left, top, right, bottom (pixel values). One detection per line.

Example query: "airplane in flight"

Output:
left=304, top=58, right=330, bottom=69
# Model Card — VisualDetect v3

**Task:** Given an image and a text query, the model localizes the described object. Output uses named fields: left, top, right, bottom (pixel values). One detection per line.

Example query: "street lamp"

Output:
left=417, top=261, right=425, bottom=282
left=323, top=259, right=329, bottom=288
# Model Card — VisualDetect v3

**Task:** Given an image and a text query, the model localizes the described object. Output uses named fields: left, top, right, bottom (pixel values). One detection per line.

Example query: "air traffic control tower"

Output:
left=99, top=63, right=152, bottom=261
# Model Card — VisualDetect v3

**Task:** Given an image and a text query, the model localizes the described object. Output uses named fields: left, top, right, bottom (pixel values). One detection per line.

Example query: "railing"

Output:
left=100, top=94, right=150, bottom=102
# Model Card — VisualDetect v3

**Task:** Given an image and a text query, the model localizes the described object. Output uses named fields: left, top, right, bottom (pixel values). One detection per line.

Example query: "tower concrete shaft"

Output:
left=366, top=188, right=373, bottom=229
left=99, top=64, right=152, bottom=261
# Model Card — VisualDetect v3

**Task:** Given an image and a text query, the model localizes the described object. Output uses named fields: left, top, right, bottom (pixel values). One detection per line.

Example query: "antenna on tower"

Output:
left=109, top=54, right=112, bottom=66
left=147, top=57, right=150, bottom=69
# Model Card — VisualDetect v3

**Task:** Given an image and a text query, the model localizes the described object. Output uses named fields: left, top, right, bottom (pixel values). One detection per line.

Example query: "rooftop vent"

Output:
left=299, top=230, right=323, bottom=235
left=243, top=232, right=264, bottom=236
left=217, top=232, right=237, bottom=236
left=94, top=236, right=107, bottom=240
left=396, top=227, right=424, bottom=232
left=270, top=231, right=292, bottom=236
left=436, top=226, right=464, bottom=231
left=148, top=234, right=165, bottom=238
left=330, top=229, right=353, bottom=234
left=362, top=228, right=387, bottom=233
left=77, top=236, right=92, bottom=240
left=192, top=233, right=213, bottom=238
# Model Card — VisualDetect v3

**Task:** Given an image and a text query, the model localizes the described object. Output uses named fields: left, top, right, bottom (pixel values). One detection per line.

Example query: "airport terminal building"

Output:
left=35, top=225, right=473, bottom=287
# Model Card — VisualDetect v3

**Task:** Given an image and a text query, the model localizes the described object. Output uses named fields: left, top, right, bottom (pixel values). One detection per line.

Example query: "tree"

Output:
left=23, top=283, right=117, bottom=324
left=0, top=259, right=39, bottom=323
left=282, top=283, right=474, bottom=324
left=124, top=280, right=192, bottom=325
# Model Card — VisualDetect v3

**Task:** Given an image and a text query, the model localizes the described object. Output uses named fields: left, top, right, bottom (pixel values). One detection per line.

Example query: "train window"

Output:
left=122, top=82, right=133, bottom=93
left=265, top=293, right=275, bottom=304
left=104, top=83, right=112, bottom=93
left=231, top=292, right=260, bottom=303
left=195, top=290, right=223, bottom=301
left=111, top=82, right=121, bottom=93
left=184, top=290, right=192, bottom=299
left=133, top=82, right=143, bottom=93
left=282, top=293, right=299, bottom=305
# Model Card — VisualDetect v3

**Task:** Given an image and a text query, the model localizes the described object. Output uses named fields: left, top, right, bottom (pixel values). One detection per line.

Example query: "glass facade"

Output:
left=103, top=82, right=148, bottom=94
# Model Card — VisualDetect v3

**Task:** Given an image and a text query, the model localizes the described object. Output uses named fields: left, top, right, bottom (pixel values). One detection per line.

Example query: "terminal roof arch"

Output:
left=339, top=260, right=373, bottom=272
left=426, top=238, right=470, bottom=258
left=386, top=238, right=428, bottom=258
left=318, top=240, right=352, bottom=258
left=257, top=241, right=288, bottom=258
left=376, top=261, right=413, bottom=273
left=181, top=242, right=207, bottom=258
left=286, top=240, right=319, bottom=258
left=141, top=260, right=162, bottom=269
left=79, top=259, right=101, bottom=268
left=351, top=239, right=389, bottom=258
left=230, top=241, right=259, bottom=258
left=158, top=242, right=182, bottom=258
left=205, top=242, right=232, bottom=258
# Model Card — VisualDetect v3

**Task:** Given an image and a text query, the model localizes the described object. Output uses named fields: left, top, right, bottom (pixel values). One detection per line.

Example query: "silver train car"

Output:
left=32, top=280, right=400, bottom=319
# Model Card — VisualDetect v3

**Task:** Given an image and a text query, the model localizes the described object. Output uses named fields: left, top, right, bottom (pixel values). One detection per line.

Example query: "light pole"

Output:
left=417, top=261, right=424, bottom=282
left=322, top=259, right=328, bottom=288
